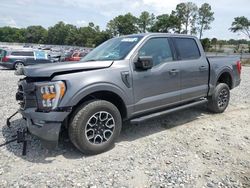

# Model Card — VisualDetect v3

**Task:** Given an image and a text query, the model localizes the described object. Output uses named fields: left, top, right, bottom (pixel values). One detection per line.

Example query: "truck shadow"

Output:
left=1, top=118, right=82, bottom=163
left=119, top=106, right=209, bottom=142
left=0, top=68, right=13, bottom=71
left=0, top=106, right=210, bottom=163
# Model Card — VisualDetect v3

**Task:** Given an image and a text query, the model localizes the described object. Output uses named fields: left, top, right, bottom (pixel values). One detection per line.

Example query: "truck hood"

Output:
left=16, top=61, right=113, bottom=77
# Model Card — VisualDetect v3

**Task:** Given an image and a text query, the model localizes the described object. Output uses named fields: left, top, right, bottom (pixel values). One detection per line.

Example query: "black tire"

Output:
left=69, top=100, right=122, bottom=154
left=14, top=62, right=24, bottom=70
left=208, top=83, right=230, bottom=113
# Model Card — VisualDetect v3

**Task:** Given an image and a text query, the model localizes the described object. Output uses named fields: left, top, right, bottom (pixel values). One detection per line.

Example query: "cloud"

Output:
left=76, top=20, right=87, bottom=27
left=0, top=17, right=18, bottom=28
left=0, top=0, right=250, bottom=39
left=59, top=0, right=182, bottom=21
left=61, top=0, right=150, bottom=17
left=15, top=0, right=33, bottom=5
left=142, top=0, right=180, bottom=14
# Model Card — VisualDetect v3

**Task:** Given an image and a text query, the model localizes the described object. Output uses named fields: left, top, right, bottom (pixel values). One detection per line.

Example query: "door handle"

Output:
left=199, top=66, right=207, bottom=71
left=169, top=69, right=179, bottom=75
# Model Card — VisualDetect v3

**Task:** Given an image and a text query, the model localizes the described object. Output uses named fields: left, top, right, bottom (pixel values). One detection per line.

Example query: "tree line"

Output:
left=201, top=16, right=250, bottom=52
left=0, top=22, right=111, bottom=47
left=0, top=2, right=249, bottom=48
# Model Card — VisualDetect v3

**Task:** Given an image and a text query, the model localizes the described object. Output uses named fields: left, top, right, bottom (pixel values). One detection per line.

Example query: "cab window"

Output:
left=173, top=38, right=200, bottom=60
left=138, top=38, right=173, bottom=67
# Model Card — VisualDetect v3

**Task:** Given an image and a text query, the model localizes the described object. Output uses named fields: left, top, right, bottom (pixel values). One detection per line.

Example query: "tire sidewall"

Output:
left=211, top=83, right=230, bottom=113
left=74, top=101, right=122, bottom=154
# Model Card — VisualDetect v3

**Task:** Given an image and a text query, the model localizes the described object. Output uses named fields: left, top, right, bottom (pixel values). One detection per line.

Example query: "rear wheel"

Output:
left=69, top=100, right=122, bottom=154
left=14, top=62, right=24, bottom=70
left=208, top=83, right=230, bottom=113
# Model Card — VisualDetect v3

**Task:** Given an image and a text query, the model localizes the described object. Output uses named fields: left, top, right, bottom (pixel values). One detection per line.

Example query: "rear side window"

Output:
left=173, top=38, right=200, bottom=60
left=11, top=51, right=34, bottom=56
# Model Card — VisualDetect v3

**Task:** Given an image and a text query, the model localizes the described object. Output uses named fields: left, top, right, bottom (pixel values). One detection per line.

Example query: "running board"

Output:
left=130, top=99, right=208, bottom=124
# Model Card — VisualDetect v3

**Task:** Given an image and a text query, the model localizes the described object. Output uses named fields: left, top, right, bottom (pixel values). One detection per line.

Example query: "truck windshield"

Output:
left=81, top=36, right=143, bottom=62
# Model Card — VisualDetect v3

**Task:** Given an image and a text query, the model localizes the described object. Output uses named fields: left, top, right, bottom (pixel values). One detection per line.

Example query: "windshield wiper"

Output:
left=87, top=59, right=98, bottom=61
left=82, top=58, right=117, bottom=62
left=80, top=59, right=97, bottom=62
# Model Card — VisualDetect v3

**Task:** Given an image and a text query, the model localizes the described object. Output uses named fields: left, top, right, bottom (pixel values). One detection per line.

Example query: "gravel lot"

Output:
left=0, top=67, right=249, bottom=188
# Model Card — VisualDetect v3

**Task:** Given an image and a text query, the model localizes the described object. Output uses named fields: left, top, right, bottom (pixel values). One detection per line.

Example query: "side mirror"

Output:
left=134, top=56, right=153, bottom=70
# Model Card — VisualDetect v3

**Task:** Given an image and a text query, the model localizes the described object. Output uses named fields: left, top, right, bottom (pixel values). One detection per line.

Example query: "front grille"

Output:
left=16, top=79, right=37, bottom=110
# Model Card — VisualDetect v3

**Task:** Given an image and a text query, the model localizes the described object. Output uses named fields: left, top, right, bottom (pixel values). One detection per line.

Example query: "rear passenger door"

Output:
left=172, top=37, right=209, bottom=101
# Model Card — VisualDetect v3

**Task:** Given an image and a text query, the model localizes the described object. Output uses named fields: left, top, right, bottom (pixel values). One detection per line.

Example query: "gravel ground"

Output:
left=0, top=67, right=249, bottom=188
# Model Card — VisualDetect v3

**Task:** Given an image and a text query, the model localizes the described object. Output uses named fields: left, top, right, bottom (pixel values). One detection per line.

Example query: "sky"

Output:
left=0, top=0, right=249, bottom=40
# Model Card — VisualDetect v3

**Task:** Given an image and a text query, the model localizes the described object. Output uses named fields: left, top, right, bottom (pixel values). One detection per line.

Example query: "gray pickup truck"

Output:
left=15, top=33, right=241, bottom=154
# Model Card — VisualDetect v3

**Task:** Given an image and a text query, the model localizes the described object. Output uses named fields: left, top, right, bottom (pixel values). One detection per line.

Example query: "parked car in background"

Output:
left=0, top=49, right=52, bottom=69
left=64, top=51, right=87, bottom=61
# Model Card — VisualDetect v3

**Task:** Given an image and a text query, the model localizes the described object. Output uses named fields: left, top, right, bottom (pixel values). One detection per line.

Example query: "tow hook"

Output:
left=6, top=110, right=19, bottom=128
left=0, top=111, right=29, bottom=156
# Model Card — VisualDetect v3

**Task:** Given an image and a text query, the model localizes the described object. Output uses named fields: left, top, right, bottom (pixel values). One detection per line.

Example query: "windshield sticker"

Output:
left=121, top=38, right=138, bottom=42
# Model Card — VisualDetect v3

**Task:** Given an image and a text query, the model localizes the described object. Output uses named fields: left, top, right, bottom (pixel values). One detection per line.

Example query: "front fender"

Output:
left=60, top=82, right=130, bottom=107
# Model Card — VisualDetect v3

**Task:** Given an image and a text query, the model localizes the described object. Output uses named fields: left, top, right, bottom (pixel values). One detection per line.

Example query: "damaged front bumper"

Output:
left=16, top=78, right=71, bottom=149
left=19, top=108, right=70, bottom=149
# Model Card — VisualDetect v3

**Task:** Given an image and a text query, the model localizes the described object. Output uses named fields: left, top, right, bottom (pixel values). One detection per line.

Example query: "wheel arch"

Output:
left=13, top=60, right=25, bottom=69
left=68, top=84, right=130, bottom=120
left=216, top=71, right=233, bottom=89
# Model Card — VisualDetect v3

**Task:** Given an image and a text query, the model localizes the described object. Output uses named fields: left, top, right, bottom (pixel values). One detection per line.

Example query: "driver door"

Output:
left=132, top=37, right=181, bottom=115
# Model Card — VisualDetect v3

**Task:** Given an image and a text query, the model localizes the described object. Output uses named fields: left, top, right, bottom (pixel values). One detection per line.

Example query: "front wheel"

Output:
left=208, top=83, right=230, bottom=113
left=69, top=100, right=122, bottom=154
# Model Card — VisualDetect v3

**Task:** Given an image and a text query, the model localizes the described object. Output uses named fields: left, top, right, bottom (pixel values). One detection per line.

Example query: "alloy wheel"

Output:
left=218, top=88, right=229, bottom=108
left=85, top=111, right=115, bottom=145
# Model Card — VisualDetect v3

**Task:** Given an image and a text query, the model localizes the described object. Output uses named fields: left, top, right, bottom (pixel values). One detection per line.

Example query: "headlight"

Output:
left=36, top=81, right=66, bottom=111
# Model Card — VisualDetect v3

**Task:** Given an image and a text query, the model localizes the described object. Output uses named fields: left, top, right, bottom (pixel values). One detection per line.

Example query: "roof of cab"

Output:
left=121, top=33, right=198, bottom=39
